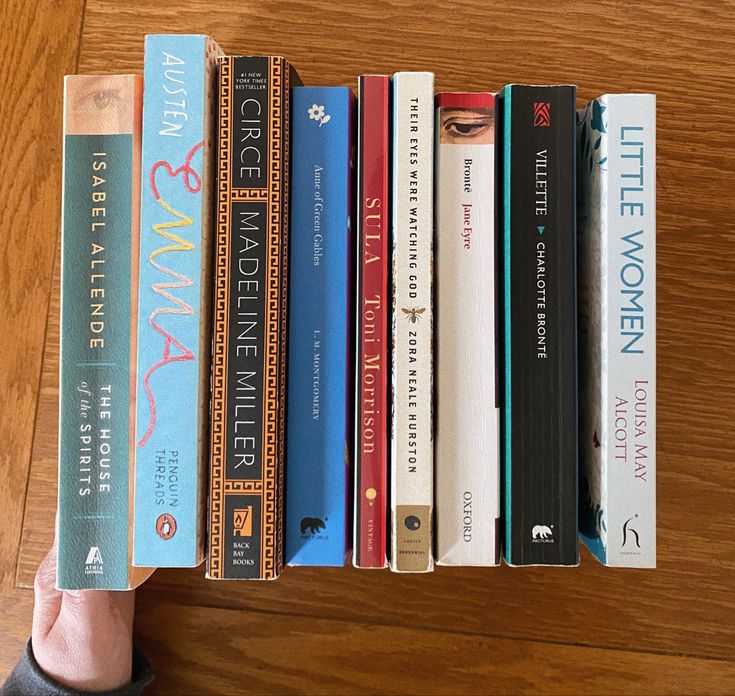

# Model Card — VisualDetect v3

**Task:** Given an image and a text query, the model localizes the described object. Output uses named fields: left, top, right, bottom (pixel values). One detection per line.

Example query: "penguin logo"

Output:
left=404, top=515, right=421, bottom=531
left=156, top=514, right=177, bottom=540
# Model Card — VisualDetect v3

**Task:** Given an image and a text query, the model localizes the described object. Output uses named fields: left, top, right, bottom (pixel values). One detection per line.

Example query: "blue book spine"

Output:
left=133, top=34, right=222, bottom=567
left=286, top=87, right=355, bottom=566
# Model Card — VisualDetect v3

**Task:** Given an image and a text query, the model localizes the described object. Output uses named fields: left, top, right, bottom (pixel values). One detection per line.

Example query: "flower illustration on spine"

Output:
left=308, top=103, right=331, bottom=126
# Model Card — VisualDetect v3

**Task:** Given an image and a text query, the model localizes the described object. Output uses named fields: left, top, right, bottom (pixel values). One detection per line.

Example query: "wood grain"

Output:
left=133, top=597, right=735, bottom=695
left=0, top=0, right=85, bottom=594
left=15, top=255, right=59, bottom=588
left=0, top=593, right=34, bottom=679
left=4, top=0, right=735, bottom=692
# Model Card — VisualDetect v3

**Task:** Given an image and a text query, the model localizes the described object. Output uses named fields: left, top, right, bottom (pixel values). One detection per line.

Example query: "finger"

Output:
left=32, top=543, right=63, bottom=641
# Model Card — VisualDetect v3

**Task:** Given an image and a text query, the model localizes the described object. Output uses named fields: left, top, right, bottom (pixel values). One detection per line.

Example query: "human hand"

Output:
left=31, top=544, right=135, bottom=692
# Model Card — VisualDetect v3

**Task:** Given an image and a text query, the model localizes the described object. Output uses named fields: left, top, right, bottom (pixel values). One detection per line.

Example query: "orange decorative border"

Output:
left=208, top=57, right=231, bottom=579
left=261, top=56, right=284, bottom=579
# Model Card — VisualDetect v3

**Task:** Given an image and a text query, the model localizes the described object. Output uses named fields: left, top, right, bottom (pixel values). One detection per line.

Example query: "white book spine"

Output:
left=390, top=72, right=434, bottom=572
left=434, top=95, right=500, bottom=566
left=578, top=94, right=656, bottom=567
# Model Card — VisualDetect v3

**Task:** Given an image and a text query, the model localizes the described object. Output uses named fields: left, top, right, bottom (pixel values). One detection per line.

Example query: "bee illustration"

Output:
left=401, top=307, right=426, bottom=324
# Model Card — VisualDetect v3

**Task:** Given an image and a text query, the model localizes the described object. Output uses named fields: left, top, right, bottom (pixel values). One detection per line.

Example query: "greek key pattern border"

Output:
left=208, top=57, right=231, bottom=579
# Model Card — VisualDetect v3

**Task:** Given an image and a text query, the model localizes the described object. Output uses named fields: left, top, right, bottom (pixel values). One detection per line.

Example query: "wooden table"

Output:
left=2, top=0, right=734, bottom=692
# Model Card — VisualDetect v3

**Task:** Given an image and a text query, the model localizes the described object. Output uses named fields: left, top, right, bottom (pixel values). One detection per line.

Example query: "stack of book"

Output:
left=57, top=34, right=656, bottom=588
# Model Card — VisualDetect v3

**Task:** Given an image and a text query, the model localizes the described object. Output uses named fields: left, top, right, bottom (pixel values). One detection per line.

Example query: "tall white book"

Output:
left=390, top=71, right=434, bottom=572
left=577, top=94, right=656, bottom=567
left=434, top=93, right=500, bottom=566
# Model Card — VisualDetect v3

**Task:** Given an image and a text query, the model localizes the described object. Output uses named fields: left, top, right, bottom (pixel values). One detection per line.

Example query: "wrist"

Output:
left=32, top=633, right=133, bottom=692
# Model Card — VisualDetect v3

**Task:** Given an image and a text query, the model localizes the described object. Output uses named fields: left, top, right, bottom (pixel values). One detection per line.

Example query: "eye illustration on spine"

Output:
left=440, top=107, right=495, bottom=145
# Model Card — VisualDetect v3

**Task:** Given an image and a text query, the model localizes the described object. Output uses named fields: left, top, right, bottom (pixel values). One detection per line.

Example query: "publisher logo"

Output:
left=307, top=104, right=331, bottom=127
left=462, top=491, right=473, bottom=543
left=622, top=515, right=641, bottom=551
left=533, top=102, right=551, bottom=127
left=156, top=514, right=177, bottom=541
left=234, top=507, right=253, bottom=537
left=531, top=524, right=554, bottom=543
left=300, top=517, right=328, bottom=541
left=300, top=517, right=326, bottom=536
left=84, top=547, right=103, bottom=575
left=85, top=547, right=103, bottom=565
left=404, top=515, right=421, bottom=531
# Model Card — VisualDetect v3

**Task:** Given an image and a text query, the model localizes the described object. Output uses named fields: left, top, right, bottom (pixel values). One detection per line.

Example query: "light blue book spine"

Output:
left=286, top=87, right=355, bottom=566
left=133, top=34, right=222, bottom=567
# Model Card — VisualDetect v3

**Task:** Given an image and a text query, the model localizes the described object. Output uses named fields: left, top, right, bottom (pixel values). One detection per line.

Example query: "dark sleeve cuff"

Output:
left=1, top=640, right=154, bottom=696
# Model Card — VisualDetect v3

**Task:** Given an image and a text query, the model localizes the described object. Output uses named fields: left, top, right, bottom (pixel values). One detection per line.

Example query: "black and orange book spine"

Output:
left=208, top=56, right=300, bottom=580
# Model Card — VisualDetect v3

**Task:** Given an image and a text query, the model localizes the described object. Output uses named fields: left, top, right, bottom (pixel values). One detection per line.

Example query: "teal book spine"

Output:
left=58, top=75, right=143, bottom=590
left=133, top=35, right=223, bottom=567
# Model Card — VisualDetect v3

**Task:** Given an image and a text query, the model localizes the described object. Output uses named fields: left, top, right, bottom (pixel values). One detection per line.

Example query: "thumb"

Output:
left=32, top=543, right=62, bottom=641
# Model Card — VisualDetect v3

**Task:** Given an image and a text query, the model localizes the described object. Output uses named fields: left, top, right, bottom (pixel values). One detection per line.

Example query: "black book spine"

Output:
left=209, top=56, right=297, bottom=579
left=501, top=85, right=578, bottom=566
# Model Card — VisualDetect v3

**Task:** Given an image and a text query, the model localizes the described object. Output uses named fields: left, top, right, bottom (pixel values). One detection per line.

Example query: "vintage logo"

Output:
left=234, top=507, right=253, bottom=537
left=531, top=524, right=554, bottom=543
left=156, top=513, right=177, bottom=540
left=533, top=101, right=551, bottom=127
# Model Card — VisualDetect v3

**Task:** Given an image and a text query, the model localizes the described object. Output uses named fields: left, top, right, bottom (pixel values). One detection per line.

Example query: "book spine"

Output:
left=286, top=87, right=355, bottom=566
left=58, top=75, right=142, bottom=590
left=208, top=56, right=295, bottom=580
left=353, top=76, right=390, bottom=569
left=577, top=94, right=656, bottom=567
left=434, top=93, right=500, bottom=566
left=390, top=72, right=435, bottom=573
left=501, top=85, right=578, bottom=567
left=134, top=34, right=223, bottom=568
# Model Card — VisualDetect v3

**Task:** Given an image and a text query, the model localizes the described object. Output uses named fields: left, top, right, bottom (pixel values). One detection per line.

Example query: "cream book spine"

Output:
left=434, top=92, right=500, bottom=566
left=390, top=71, right=435, bottom=573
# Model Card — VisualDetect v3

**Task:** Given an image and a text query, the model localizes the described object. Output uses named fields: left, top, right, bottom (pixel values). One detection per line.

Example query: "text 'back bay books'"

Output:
left=134, top=34, right=223, bottom=569
left=577, top=94, right=656, bottom=568
left=434, top=92, right=500, bottom=567
left=286, top=86, right=355, bottom=567
left=208, top=56, right=301, bottom=580
left=500, top=84, right=579, bottom=567
left=58, top=75, right=152, bottom=590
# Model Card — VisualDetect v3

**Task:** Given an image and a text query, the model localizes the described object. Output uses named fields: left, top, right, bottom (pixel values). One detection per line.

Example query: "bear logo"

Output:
left=404, top=515, right=421, bottom=531
left=531, top=524, right=553, bottom=541
left=300, top=517, right=326, bottom=535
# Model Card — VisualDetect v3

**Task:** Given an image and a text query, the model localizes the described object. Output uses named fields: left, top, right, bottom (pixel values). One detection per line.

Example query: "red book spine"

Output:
left=354, top=75, right=390, bottom=568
